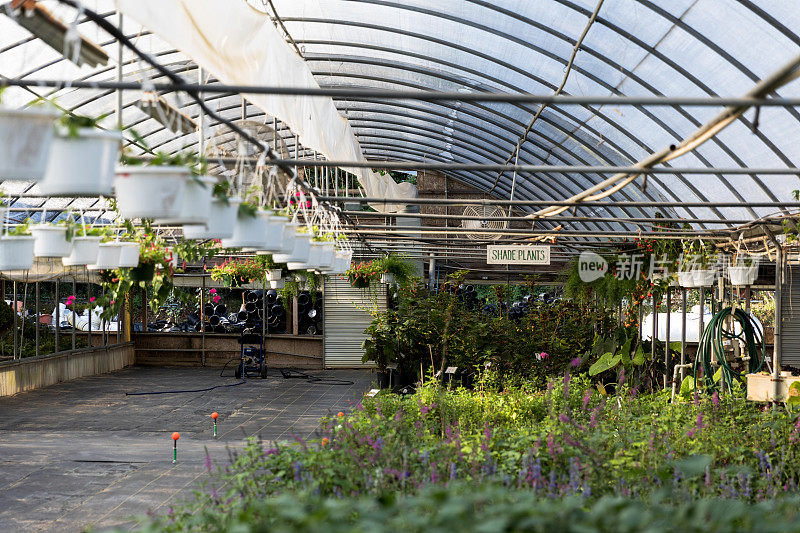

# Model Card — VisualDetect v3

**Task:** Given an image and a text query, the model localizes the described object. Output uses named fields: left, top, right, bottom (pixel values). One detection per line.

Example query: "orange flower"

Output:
left=337, top=411, right=344, bottom=418
left=321, top=437, right=330, bottom=446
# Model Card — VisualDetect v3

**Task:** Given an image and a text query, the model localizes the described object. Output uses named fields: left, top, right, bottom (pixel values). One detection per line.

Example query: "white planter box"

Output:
left=30, top=225, right=72, bottom=258
left=117, top=242, right=141, bottom=268
left=182, top=198, right=240, bottom=240
left=691, top=269, right=716, bottom=287
left=274, top=232, right=312, bottom=265
left=0, top=107, right=59, bottom=181
left=62, top=236, right=101, bottom=266
left=317, top=242, right=336, bottom=270
left=729, top=265, right=757, bottom=286
left=0, top=235, right=35, bottom=271
left=269, top=279, right=285, bottom=289
left=381, top=273, right=396, bottom=285
left=114, top=166, right=188, bottom=220
left=154, top=175, right=215, bottom=225
left=88, top=242, right=123, bottom=270
left=38, top=129, right=121, bottom=196
left=266, top=269, right=282, bottom=281
left=221, top=211, right=270, bottom=249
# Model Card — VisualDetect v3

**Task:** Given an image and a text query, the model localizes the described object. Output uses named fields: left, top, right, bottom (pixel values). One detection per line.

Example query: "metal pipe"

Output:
left=34, top=282, right=39, bottom=358
left=681, top=287, right=687, bottom=381
left=774, top=245, right=783, bottom=401
left=71, top=279, right=76, bottom=350
left=6, top=77, right=800, bottom=106
left=54, top=279, right=59, bottom=354
left=87, top=283, right=92, bottom=348
left=429, top=254, right=436, bottom=291
left=318, top=196, right=800, bottom=208
left=651, top=292, right=657, bottom=371
left=665, top=288, right=671, bottom=389
left=11, top=281, right=17, bottom=360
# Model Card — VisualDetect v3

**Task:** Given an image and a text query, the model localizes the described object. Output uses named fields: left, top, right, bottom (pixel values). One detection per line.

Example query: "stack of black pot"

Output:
left=443, top=283, right=479, bottom=310
left=264, top=289, right=287, bottom=333
left=297, top=291, right=323, bottom=335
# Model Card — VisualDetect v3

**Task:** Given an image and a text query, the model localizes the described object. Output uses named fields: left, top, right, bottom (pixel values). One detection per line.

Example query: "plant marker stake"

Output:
left=172, top=432, right=180, bottom=463
left=211, top=412, right=219, bottom=438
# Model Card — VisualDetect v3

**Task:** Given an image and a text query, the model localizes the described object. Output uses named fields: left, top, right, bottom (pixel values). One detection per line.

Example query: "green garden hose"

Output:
left=693, top=307, right=765, bottom=393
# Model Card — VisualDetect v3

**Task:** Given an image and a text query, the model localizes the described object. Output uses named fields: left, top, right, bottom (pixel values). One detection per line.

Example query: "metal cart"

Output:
left=235, top=332, right=268, bottom=379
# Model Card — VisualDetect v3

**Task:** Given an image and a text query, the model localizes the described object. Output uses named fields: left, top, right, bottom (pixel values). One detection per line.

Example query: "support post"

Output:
left=200, top=269, right=206, bottom=366
left=650, top=293, right=657, bottom=365
left=12, top=281, right=17, bottom=360
left=773, top=245, right=783, bottom=401
left=87, top=283, right=92, bottom=347
left=680, top=287, right=687, bottom=380
left=34, top=282, right=39, bottom=358
left=665, top=288, right=671, bottom=389
left=292, top=295, right=299, bottom=336
left=428, top=254, right=436, bottom=291
left=54, top=279, right=59, bottom=353
left=71, top=279, right=76, bottom=350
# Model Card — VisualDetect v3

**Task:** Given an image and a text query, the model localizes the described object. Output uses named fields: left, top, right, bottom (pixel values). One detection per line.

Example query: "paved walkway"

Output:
left=0, top=366, right=373, bottom=532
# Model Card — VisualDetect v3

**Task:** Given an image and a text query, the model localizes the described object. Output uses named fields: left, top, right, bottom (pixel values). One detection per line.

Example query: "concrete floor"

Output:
left=0, top=366, right=373, bottom=532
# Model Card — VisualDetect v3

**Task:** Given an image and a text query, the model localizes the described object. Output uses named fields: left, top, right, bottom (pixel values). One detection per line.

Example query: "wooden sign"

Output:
left=487, top=245, right=550, bottom=265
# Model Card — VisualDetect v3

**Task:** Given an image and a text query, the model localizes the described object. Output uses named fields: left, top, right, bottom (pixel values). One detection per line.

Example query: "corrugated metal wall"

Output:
left=323, top=277, right=387, bottom=368
left=781, top=266, right=800, bottom=366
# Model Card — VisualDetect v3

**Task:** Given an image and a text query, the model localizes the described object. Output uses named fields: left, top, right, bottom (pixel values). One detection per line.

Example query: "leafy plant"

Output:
left=58, top=112, right=110, bottom=138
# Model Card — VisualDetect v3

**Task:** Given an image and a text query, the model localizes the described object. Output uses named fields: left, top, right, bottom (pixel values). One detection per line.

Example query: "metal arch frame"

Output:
left=332, top=0, right=800, bottom=191
left=281, top=13, right=785, bottom=214
left=282, top=26, right=747, bottom=223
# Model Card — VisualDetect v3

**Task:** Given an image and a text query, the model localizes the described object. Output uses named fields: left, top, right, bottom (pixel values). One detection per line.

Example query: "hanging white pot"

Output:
left=338, top=250, right=353, bottom=274
left=691, top=269, right=716, bottom=287
left=677, top=271, right=696, bottom=288
left=274, top=232, right=312, bottom=265
left=269, top=279, right=285, bottom=289
left=114, top=166, right=189, bottom=219
left=729, top=265, right=758, bottom=286
left=38, top=129, right=122, bottom=196
left=266, top=269, right=282, bottom=281
left=118, top=241, right=141, bottom=268
left=380, top=272, right=396, bottom=285
left=0, top=107, right=59, bottom=181
left=88, top=242, right=123, bottom=270
left=62, top=236, right=101, bottom=266
left=30, top=225, right=72, bottom=258
left=221, top=210, right=270, bottom=249
left=276, top=222, right=298, bottom=254
left=182, top=198, right=241, bottom=240
left=290, top=240, right=324, bottom=271
left=317, top=242, right=336, bottom=270
left=153, top=175, right=215, bottom=225
left=0, top=235, right=35, bottom=271
left=259, top=213, right=290, bottom=252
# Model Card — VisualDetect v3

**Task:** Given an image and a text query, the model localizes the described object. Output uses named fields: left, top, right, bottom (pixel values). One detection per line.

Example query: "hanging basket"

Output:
left=260, top=213, right=289, bottom=252
left=114, top=166, right=189, bottom=219
left=117, top=242, right=141, bottom=268
left=677, top=271, right=696, bottom=288
left=0, top=236, right=35, bottom=271
left=62, top=236, right=101, bottom=266
left=30, top=225, right=72, bottom=258
left=38, top=129, right=121, bottom=196
left=154, top=175, right=215, bottom=225
left=274, top=232, right=312, bottom=265
left=221, top=211, right=270, bottom=249
left=290, top=241, right=324, bottom=271
left=317, top=242, right=336, bottom=270
left=88, top=242, right=123, bottom=270
left=182, top=198, right=240, bottom=240
left=691, top=269, right=716, bottom=287
left=350, top=275, right=371, bottom=289
left=729, top=265, right=758, bottom=286
left=130, top=262, right=156, bottom=282
left=0, top=107, right=59, bottom=181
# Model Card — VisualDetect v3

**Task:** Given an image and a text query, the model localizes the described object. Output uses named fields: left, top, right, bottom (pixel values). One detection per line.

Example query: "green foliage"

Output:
left=6, top=219, right=30, bottom=236
left=58, top=112, right=110, bottom=138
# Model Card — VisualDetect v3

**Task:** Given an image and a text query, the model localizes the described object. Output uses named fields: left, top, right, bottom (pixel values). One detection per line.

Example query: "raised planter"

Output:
left=62, top=235, right=101, bottom=266
left=30, top=225, right=72, bottom=258
left=0, top=235, right=35, bottom=270
left=38, top=128, right=121, bottom=196
left=0, top=107, right=59, bottom=181
left=153, top=175, right=215, bottom=225
left=114, top=166, right=188, bottom=220
left=182, top=198, right=240, bottom=240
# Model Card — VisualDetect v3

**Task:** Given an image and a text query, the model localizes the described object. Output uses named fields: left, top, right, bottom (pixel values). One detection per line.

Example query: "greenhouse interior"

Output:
left=2, top=0, right=800, bottom=531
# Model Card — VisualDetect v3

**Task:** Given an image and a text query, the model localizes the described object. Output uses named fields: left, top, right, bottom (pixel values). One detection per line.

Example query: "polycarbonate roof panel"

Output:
left=0, top=0, right=798, bottom=235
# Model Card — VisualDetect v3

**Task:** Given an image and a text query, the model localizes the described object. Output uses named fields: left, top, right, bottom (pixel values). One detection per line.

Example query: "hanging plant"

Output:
left=347, top=260, right=380, bottom=288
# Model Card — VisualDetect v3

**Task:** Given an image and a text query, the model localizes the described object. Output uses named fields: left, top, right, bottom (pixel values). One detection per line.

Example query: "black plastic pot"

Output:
left=376, top=371, right=390, bottom=389
left=130, top=262, right=155, bottom=282
left=214, top=304, right=227, bottom=316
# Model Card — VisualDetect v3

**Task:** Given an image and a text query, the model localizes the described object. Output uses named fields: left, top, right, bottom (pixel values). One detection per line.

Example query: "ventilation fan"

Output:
left=461, top=205, right=508, bottom=240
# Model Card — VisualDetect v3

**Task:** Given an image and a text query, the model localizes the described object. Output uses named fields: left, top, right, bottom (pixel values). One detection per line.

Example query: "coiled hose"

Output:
left=694, top=307, right=765, bottom=393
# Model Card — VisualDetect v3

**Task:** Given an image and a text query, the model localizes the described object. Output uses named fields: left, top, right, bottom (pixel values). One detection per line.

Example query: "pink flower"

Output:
left=209, top=289, right=216, bottom=295
left=212, top=295, right=221, bottom=303
left=89, top=297, right=95, bottom=303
